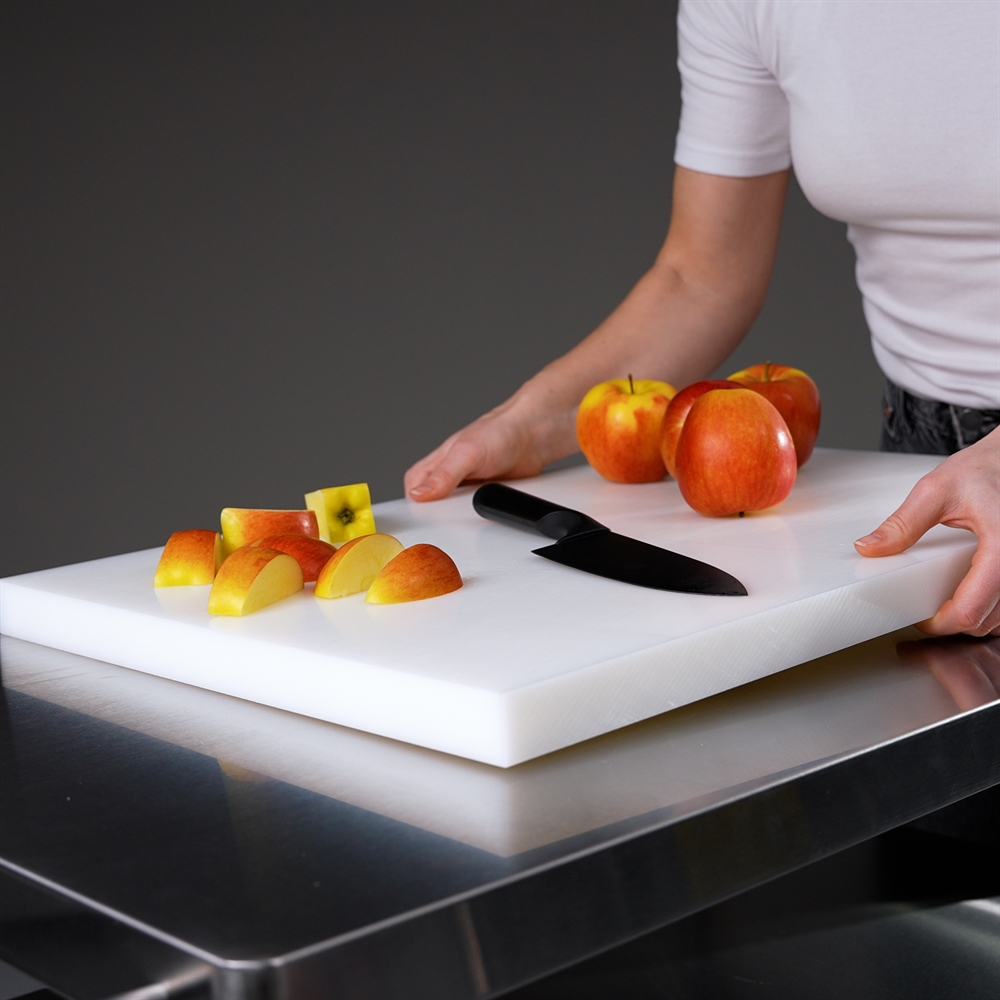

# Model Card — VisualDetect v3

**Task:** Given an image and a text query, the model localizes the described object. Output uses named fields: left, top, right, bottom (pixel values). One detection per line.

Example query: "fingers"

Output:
left=403, top=393, right=576, bottom=502
left=854, top=475, right=946, bottom=557
left=917, top=535, right=1000, bottom=635
left=406, top=438, right=484, bottom=502
left=403, top=437, right=458, bottom=498
left=856, top=433, right=1000, bottom=636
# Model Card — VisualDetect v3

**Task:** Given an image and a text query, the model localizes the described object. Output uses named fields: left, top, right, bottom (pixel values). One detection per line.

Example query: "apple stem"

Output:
left=764, top=361, right=771, bottom=382
left=739, top=511, right=745, bottom=517
left=628, top=374, right=634, bottom=394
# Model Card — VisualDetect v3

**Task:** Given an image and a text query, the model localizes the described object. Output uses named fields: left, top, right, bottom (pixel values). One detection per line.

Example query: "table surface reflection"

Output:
left=1, top=629, right=997, bottom=999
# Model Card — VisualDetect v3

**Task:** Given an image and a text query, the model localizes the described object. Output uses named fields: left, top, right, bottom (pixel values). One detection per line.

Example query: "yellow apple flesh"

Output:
left=313, top=533, right=404, bottom=599
left=250, top=533, right=337, bottom=583
left=154, top=529, right=223, bottom=587
left=220, top=508, right=319, bottom=557
left=207, top=547, right=304, bottom=616
left=304, top=483, right=377, bottom=545
left=365, top=544, right=463, bottom=604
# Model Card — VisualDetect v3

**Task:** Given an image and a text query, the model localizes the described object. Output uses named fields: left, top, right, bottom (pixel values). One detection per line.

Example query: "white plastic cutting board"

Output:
left=0, top=449, right=974, bottom=767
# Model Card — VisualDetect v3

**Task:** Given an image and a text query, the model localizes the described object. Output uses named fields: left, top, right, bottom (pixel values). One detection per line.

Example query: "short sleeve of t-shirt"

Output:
left=674, top=0, right=791, bottom=177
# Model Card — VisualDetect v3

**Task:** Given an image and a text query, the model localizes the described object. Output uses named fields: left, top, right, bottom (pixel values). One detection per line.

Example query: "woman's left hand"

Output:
left=855, top=428, right=1000, bottom=636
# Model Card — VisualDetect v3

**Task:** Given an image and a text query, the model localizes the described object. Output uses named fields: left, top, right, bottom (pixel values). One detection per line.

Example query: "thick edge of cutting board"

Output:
left=0, top=450, right=975, bottom=767
left=0, top=551, right=973, bottom=769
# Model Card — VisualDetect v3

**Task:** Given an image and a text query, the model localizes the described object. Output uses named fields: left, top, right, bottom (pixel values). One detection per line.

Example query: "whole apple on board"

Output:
left=577, top=377, right=676, bottom=483
left=660, top=379, right=744, bottom=478
left=674, top=388, right=797, bottom=516
left=727, top=363, right=821, bottom=467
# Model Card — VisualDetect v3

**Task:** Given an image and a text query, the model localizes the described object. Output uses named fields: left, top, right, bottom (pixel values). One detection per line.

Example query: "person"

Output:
left=404, top=0, right=999, bottom=637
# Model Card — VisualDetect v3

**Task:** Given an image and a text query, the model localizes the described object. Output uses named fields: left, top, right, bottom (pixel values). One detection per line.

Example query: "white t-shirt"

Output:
left=675, top=0, right=1000, bottom=410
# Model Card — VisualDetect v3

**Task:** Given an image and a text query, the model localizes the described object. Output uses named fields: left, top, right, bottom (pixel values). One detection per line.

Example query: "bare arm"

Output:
left=404, top=166, right=790, bottom=500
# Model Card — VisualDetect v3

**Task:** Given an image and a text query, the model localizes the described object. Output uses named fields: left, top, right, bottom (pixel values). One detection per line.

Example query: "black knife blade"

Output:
left=472, top=482, right=748, bottom=596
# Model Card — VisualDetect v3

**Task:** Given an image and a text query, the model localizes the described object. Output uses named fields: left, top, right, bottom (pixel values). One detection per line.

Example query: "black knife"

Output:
left=473, top=482, right=748, bottom=596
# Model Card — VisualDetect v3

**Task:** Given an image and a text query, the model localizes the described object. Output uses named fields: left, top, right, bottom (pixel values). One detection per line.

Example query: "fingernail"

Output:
left=855, top=531, right=882, bottom=547
left=409, top=484, right=432, bottom=498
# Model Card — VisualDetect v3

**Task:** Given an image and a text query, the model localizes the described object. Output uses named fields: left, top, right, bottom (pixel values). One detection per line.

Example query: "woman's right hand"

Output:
left=404, top=388, right=579, bottom=501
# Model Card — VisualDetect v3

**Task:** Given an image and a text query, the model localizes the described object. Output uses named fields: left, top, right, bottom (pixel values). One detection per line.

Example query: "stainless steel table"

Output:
left=1, top=628, right=997, bottom=999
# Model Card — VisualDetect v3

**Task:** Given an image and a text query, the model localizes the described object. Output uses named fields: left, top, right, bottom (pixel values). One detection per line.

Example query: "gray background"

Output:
left=0, top=0, right=881, bottom=578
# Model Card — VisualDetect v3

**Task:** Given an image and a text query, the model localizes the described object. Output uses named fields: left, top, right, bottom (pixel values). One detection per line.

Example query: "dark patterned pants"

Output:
left=880, top=378, right=1000, bottom=456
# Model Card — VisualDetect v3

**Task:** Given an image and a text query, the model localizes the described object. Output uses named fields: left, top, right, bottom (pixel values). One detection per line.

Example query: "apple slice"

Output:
left=154, top=529, right=223, bottom=587
left=304, top=483, right=376, bottom=545
left=250, top=533, right=337, bottom=583
left=208, top=546, right=304, bottom=616
left=314, top=533, right=404, bottom=599
left=365, top=544, right=462, bottom=604
left=220, top=508, right=319, bottom=557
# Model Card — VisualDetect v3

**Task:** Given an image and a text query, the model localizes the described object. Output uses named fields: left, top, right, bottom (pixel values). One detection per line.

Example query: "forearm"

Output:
left=514, top=260, right=754, bottom=423
left=506, top=167, right=790, bottom=444
left=405, top=167, right=789, bottom=497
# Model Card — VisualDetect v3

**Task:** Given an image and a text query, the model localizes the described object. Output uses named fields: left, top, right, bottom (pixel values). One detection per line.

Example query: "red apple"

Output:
left=726, top=363, right=821, bottom=466
left=660, top=379, right=743, bottom=477
left=674, top=388, right=797, bottom=516
left=576, top=377, right=676, bottom=483
left=250, top=533, right=338, bottom=583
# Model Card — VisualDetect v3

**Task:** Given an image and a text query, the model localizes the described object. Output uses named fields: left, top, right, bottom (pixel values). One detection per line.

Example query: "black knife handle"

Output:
left=472, top=483, right=608, bottom=541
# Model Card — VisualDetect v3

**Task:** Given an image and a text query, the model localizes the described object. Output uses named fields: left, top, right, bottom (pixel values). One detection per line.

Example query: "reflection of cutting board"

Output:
left=0, top=450, right=973, bottom=767
left=0, top=631, right=958, bottom=857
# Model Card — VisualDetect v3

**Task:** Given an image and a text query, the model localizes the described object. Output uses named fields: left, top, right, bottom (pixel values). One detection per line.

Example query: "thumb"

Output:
left=855, top=478, right=946, bottom=557
left=407, top=438, right=481, bottom=502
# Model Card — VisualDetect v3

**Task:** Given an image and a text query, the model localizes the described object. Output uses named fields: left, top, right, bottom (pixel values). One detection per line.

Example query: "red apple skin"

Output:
left=365, top=544, right=463, bottom=604
left=576, top=378, right=676, bottom=483
left=220, top=508, right=319, bottom=556
left=726, top=364, right=821, bottom=467
left=250, top=533, right=337, bottom=583
left=154, top=529, right=222, bottom=587
left=674, top=388, right=797, bottom=516
left=660, top=380, right=744, bottom=478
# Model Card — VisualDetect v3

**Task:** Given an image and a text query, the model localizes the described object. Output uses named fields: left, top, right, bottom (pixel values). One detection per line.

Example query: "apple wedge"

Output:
left=220, top=508, right=319, bottom=557
left=314, top=533, right=404, bottom=599
left=365, top=544, right=462, bottom=604
left=304, top=483, right=376, bottom=545
left=250, top=533, right=337, bottom=583
left=154, top=529, right=223, bottom=587
left=208, top=546, right=303, bottom=616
